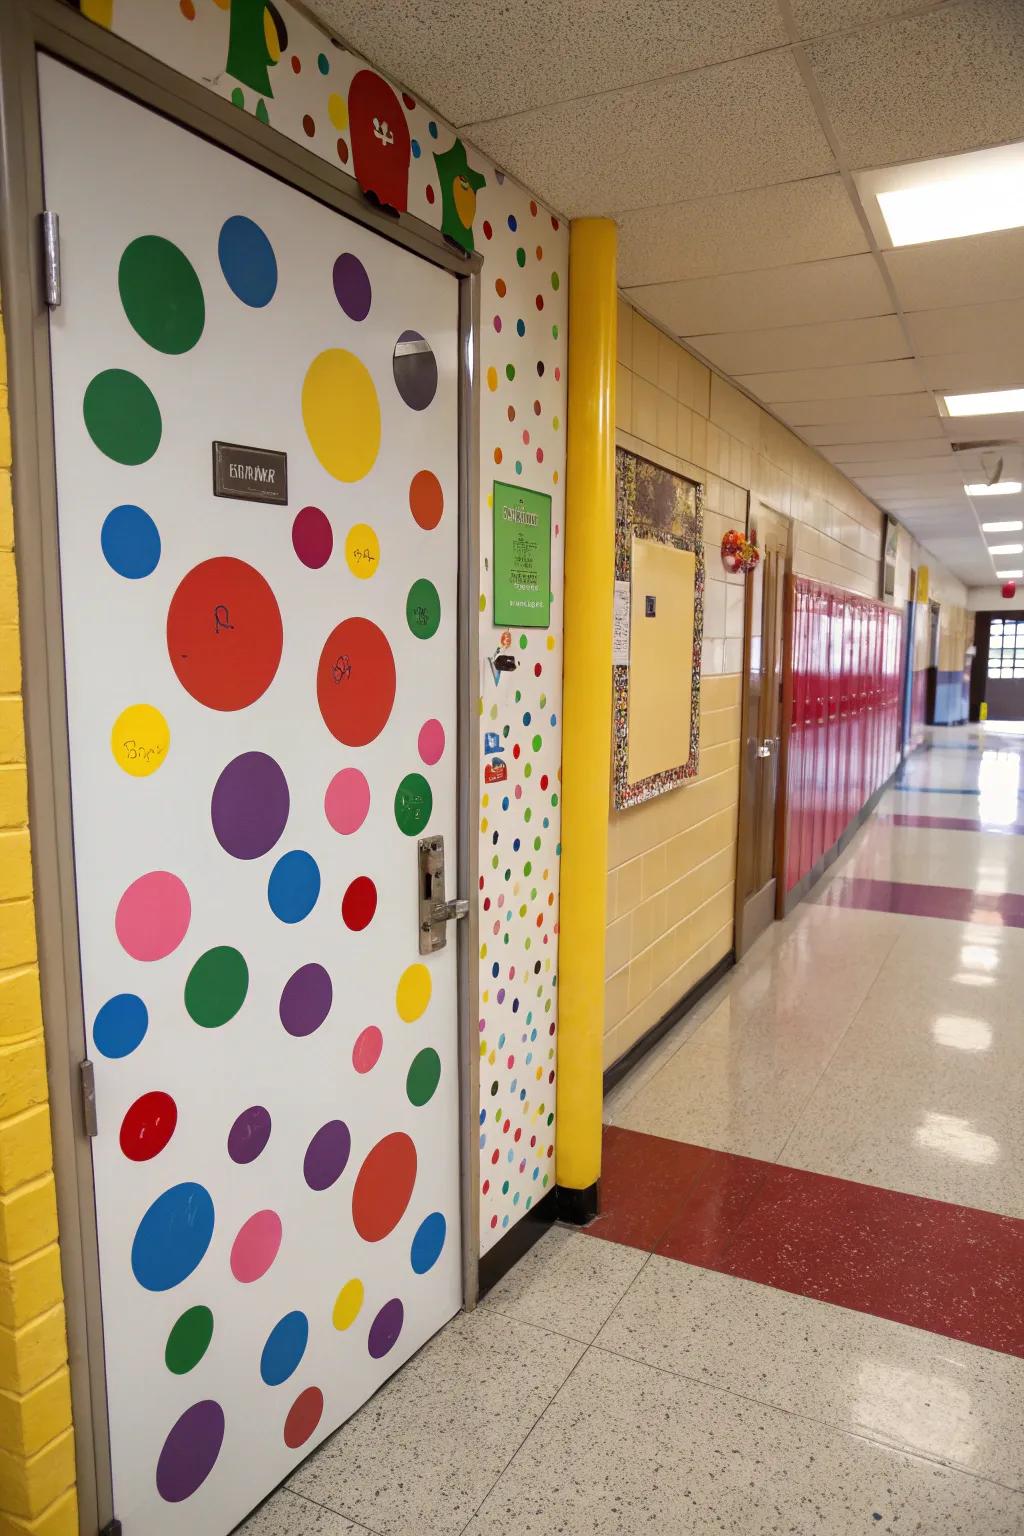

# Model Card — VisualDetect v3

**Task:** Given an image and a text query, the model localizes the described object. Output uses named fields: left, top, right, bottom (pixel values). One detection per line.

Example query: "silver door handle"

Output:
left=418, top=836, right=468, bottom=953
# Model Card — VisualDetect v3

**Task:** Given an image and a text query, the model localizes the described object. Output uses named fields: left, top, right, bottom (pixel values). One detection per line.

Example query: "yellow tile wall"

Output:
left=0, top=299, right=76, bottom=1535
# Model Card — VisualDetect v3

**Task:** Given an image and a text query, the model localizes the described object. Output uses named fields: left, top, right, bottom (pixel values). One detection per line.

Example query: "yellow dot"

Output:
left=479, top=593, right=487, bottom=612
left=345, top=522, right=380, bottom=579
left=546, top=635, right=556, bottom=650
left=327, top=91, right=348, bottom=131
left=482, top=988, right=490, bottom=1003
left=263, top=7, right=281, bottom=60
left=482, top=793, right=490, bottom=808
left=486, top=366, right=498, bottom=391
left=479, top=1040, right=487, bottom=1056
left=396, top=963, right=432, bottom=1022
left=332, top=1278, right=364, bottom=1331
left=553, top=470, right=559, bottom=485
left=111, top=704, right=169, bottom=777
left=302, top=349, right=380, bottom=483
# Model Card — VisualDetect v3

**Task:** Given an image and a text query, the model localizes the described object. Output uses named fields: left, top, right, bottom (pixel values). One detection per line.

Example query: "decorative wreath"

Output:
left=721, top=529, right=760, bottom=574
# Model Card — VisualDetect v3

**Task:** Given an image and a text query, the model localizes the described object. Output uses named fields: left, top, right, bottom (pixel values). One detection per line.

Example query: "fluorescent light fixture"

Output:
left=987, top=543, right=1024, bottom=554
left=996, top=569, right=1023, bottom=578
left=867, top=140, right=1024, bottom=247
left=966, top=481, right=1023, bottom=496
left=982, top=520, right=1024, bottom=533
left=944, top=389, right=1024, bottom=416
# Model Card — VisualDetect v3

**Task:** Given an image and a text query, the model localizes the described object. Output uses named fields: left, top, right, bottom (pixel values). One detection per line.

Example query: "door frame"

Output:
left=0, top=6, right=482, bottom=1530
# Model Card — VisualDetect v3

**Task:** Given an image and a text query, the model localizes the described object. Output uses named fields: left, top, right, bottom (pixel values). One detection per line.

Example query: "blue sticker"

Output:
left=260, top=1310, right=309, bottom=1385
left=218, top=215, right=278, bottom=308
left=268, top=849, right=321, bottom=923
left=131, top=1183, right=214, bottom=1292
left=484, top=731, right=504, bottom=755
left=93, top=992, right=148, bottom=1058
left=101, top=504, right=161, bottom=579
left=410, top=1211, right=446, bottom=1274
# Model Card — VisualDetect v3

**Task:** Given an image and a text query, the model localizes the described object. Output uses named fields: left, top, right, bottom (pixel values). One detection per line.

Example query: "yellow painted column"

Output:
left=555, top=218, right=616, bottom=1217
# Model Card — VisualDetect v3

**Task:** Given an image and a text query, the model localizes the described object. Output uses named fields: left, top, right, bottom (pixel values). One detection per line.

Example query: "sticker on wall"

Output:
left=493, top=481, right=552, bottom=628
left=433, top=138, right=486, bottom=254
left=484, top=758, right=507, bottom=784
left=348, top=70, right=410, bottom=213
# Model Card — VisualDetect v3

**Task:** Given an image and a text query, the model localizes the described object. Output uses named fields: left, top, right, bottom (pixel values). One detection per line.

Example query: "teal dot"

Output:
left=515, top=461, right=523, bottom=475
left=317, top=52, right=330, bottom=74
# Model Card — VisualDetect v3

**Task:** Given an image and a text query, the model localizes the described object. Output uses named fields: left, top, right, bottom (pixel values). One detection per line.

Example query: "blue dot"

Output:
left=131, top=1183, right=214, bottom=1292
left=101, top=505, right=160, bottom=579
left=491, top=962, right=499, bottom=978
left=411, top=139, right=421, bottom=159
left=498, top=1033, right=506, bottom=1048
left=268, top=850, right=320, bottom=923
left=479, top=1108, right=486, bottom=1125
left=523, top=711, right=532, bottom=726
left=512, top=998, right=520, bottom=1013
left=513, top=838, right=521, bottom=852
left=317, top=52, right=330, bottom=74
left=532, top=1166, right=540, bottom=1181
left=507, top=214, right=517, bottom=232
left=502, top=1214, right=509, bottom=1228
left=501, top=796, right=510, bottom=811
left=428, top=120, right=438, bottom=138
left=260, top=1311, right=309, bottom=1386
left=218, top=216, right=278, bottom=308
left=411, top=1211, right=447, bottom=1274
left=550, top=713, right=557, bottom=726
left=516, top=319, right=526, bottom=337
left=93, top=993, right=148, bottom=1058
left=492, top=831, right=499, bottom=845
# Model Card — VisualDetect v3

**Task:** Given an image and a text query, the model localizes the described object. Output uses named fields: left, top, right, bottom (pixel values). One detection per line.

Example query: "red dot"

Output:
left=167, top=558, right=282, bottom=712
left=535, top=245, right=543, bottom=261
left=119, top=1091, right=177, bottom=1161
left=551, top=216, right=560, bottom=230
left=337, top=138, right=349, bottom=164
left=491, top=1149, right=499, bottom=1165
left=512, top=743, right=521, bottom=760
left=490, top=1214, right=498, bottom=1228
left=342, top=876, right=377, bottom=932
left=522, top=430, right=530, bottom=446
left=402, top=92, right=416, bottom=109
left=409, top=469, right=444, bottom=531
left=482, top=220, right=493, bottom=240
left=317, top=618, right=395, bottom=746
left=503, top=1118, right=510, bottom=1133
left=514, top=1127, right=522, bottom=1142
left=302, top=114, right=315, bottom=137
left=425, top=185, right=435, bottom=204
left=555, top=367, right=561, bottom=381
left=507, top=406, right=516, bottom=422
left=352, top=1132, right=417, bottom=1242
left=284, top=1387, right=323, bottom=1449
left=533, top=400, right=542, bottom=415
left=534, top=662, right=542, bottom=677
left=483, top=896, right=491, bottom=911
left=540, top=774, right=549, bottom=790
left=530, top=200, right=538, bottom=217
left=536, top=448, right=544, bottom=463
left=535, top=294, right=544, bottom=311
left=290, top=55, right=301, bottom=73
left=482, top=1179, right=490, bottom=1194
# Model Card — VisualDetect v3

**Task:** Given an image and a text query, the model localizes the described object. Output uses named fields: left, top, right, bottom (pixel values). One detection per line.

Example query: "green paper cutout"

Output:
left=433, top=138, right=486, bottom=254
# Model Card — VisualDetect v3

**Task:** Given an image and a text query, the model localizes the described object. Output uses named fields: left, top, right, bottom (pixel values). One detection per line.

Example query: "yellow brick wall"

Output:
left=0, top=301, right=77, bottom=1535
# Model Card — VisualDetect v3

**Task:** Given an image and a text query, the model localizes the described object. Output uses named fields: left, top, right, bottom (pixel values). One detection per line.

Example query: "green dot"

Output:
left=479, top=593, right=487, bottom=612
left=524, top=861, right=532, bottom=876
left=516, top=247, right=527, bottom=267
left=505, top=363, right=516, bottom=381
left=551, top=272, right=560, bottom=290
left=534, top=837, right=541, bottom=850
left=83, top=369, right=162, bottom=465
left=519, top=634, right=528, bottom=650
left=184, top=946, right=248, bottom=1029
left=524, top=763, right=532, bottom=777
left=552, top=324, right=559, bottom=340
left=524, top=808, right=532, bottom=823
left=119, top=236, right=205, bottom=356
left=395, top=772, right=433, bottom=836
left=255, top=98, right=270, bottom=124
left=231, top=87, right=244, bottom=108
left=165, top=1306, right=213, bottom=1375
left=406, top=578, right=441, bottom=639
left=532, top=733, right=542, bottom=751
left=551, top=793, right=559, bottom=806
left=407, top=1047, right=441, bottom=1106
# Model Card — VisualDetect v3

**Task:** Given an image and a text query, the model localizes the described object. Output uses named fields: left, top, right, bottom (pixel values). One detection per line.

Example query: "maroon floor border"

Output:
left=582, top=1125, right=1024, bottom=1358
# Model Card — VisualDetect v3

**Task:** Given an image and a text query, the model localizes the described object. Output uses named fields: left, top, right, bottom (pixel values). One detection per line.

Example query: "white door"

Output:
left=40, top=57, right=463, bottom=1536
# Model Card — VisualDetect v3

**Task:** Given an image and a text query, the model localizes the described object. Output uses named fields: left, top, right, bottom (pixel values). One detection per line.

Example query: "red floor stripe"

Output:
left=878, top=812, right=1024, bottom=836
left=584, top=1126, right=1024, bottom=1358
left=816, top=875, right=1024, bottom=926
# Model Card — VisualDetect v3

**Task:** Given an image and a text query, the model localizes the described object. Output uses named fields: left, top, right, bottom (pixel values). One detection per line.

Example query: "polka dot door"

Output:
left=39, top=57, right=462, bottom=1536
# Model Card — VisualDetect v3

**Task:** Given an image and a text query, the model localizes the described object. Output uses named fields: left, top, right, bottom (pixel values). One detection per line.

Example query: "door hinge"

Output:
left=100, top=1520, right=122, bottom=1536
left=41, top=211, right=61, bottom=308
left=80, top=1059, right=98, bottom=1137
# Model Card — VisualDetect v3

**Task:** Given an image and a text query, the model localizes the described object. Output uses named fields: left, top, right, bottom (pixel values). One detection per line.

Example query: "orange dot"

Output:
left=495, top=278, right=507, bottom=298
left=179, top=0, right=196, bottom=16
left=536, top=245, right=543, bottom=260
left=409, top=470, right=444, bottom=531
left=494, top=447, right=503, bottom=465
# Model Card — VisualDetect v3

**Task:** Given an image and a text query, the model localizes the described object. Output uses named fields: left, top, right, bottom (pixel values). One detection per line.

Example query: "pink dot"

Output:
left=230, top=1209, right=282, bottom=1283
left=352, top=1025, right=383, bottom=1074
left=324, top=768, right=370, bottom=834
left=418, top=719, right=445, bottom=766
left=291, top=506, right=333, bottom=569
left=115, top=872, right=190, bottom=961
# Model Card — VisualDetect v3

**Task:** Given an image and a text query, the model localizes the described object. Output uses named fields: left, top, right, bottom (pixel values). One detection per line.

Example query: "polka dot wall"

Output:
left=82, top=12, right=569, bottom=1250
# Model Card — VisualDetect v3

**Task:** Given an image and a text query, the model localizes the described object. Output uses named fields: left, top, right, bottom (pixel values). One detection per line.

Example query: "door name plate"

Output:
left=212, top=440, right=288, bottom=505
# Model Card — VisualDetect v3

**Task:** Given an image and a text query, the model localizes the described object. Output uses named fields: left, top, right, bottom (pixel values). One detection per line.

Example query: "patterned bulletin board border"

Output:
left=613, top=447, right=704, bottom=811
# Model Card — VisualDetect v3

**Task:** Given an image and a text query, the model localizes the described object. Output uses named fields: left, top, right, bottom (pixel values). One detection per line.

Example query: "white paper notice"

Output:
left=613, top=580, right=631, bottom=666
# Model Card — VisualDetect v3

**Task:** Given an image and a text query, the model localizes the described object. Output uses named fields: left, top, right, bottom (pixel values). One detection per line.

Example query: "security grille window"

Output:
left=988, top=619, right=1024, bottom=679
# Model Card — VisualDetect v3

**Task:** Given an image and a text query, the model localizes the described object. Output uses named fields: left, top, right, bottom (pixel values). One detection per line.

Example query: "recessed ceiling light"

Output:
left=982, top=521, right=1024, bottom=533
left=966, top=481, right=1023, bottom=496
left=987, top=543, right=1024, bottom=554
left=944, top=389, right=1024, bottom=416
left=866, top=140, right=1024, bottom=246
left=996, top=569, right=1023, bottom=578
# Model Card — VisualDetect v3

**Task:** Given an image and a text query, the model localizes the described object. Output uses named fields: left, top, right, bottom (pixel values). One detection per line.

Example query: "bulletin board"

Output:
left=613, top=448, right=703, bottom=810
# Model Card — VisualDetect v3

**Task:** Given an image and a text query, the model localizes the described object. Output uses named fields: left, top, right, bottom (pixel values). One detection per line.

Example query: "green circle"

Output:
left=532, top=734, right=542, bottom=751
left=519, top=634, right=528, bottom=650
left=119, top=236, right=205, bottom=355
left=395, top=772, right=433, bottom=837
left=551, top=271, right=560, bottom=290
left=407, top=1047, right=441, bottom=1106
left=505, top=364, right=516, bottom=381
left=165, top=1306, right=213, bottom=1374
left=406, top=578, right=441, bottom=639
left=230, top=87, right=244, bottom=108
left=552, top=324, right=559, bottom=339
left=83, top=369, right=162, bottom=464
left=516, top=247, right=526, bottom=267
left=184, top=946, right=249, bottom=1029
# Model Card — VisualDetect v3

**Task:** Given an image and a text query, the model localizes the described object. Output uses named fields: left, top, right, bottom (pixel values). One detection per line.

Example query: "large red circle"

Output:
left=317, top=618, right=396, bottom=746
left=167, top=557, right=283, bottom=711
left=342, top=876, right=377, bottom=932
left=119, top=1090, right=177, bottom=1161
left=352, top=1131, right=417, bottom=1242
left=283, top=1386, right=324, bottom=1449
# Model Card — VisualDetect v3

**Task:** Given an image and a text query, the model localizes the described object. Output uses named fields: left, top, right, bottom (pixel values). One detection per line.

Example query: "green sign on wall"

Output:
left=492, top=480, right=552, bottom=628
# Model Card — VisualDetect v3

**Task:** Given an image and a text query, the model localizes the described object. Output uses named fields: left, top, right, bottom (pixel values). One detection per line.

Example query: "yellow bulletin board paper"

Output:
left=627, top=538, right=695, bottom=785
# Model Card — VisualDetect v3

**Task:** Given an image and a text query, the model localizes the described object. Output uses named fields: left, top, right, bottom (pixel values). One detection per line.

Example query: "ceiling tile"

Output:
left=791, top=0, right=931, bottom=38
left=905, top=299, right=1024, bottom=358
left=624, top=254, right=889, bottom=335
left=803, top=420, right=946, bottom=446
left=806, top=0, right=1024, bottom=168
left=884, top=227, right=1024, bottom=313
left=464, top=51, right=834, bottom=217
left=824, top=438, right=954, bottom=462
left=310, top=0, right=786, bottom=124
left=940, top=413, right=1024, bottom=442
left=687, top=315, right=905, bottom=375
left=777, top=392, right=939, bottom=426
left=838, top=456, right=963, bottom=479
left=618, top=177, right=866, bottom=286
left=737, top=358, right=923, bottom=403
left=918, top=354, right=1024, bottom=393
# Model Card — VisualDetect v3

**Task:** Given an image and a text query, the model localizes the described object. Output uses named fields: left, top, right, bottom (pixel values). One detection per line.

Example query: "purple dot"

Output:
left=156, top=1400, right=225, bottom=1503
left=211, top=752, right=289, bottom=860
left=333, top=252, right=371, bottom=321
left=227, top=1105, right=271, bottom=1165
left=303, top=1119, right=351, bottom=1191
left=493, top=314, right=502, bottom=332
left=368, top=1297, right=404, bottom=1359
left=292, top=505, right=333, bottom=569
left=279, top=963, right=332, bottom=1038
